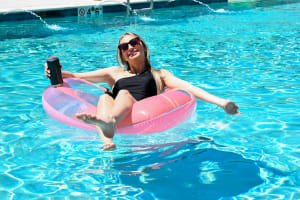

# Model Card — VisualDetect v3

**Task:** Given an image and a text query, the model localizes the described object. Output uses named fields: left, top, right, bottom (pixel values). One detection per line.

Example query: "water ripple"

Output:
left=0, top=1, right=299, bottom=199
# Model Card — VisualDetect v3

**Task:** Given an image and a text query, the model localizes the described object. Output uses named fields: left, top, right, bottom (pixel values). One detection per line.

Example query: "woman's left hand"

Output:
left=223, top=101, right=242, bottom=115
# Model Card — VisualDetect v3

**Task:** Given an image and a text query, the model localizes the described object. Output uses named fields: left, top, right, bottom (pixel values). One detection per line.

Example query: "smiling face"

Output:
left=119, top=34, right=146, bottom=63
left=117, top=33, right=150, bottom=72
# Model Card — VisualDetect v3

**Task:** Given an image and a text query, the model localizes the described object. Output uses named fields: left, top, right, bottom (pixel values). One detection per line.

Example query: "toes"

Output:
left=76, top=113, right=93, bottom=120
left=75, top=113, right=86, bottom=120
left=102, top=143, right=116, bottom=151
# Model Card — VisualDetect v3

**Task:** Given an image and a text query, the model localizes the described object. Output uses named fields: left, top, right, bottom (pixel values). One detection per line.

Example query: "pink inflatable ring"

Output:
left=42, top=78, right=196, bottom=134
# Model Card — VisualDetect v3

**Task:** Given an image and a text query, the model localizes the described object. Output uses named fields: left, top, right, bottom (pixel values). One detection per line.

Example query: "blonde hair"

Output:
left=117, top=32, right=162, bottom=94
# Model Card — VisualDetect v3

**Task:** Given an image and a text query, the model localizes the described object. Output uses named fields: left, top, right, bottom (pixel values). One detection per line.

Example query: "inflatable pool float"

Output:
left=42, top=78, right=196, bottom=134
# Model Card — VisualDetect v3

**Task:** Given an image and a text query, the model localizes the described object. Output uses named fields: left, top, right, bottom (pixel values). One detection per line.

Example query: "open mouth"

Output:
left=128, top=49, right=138, bottom=57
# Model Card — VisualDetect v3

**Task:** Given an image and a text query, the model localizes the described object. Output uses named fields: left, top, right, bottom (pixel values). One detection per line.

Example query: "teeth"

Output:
left=129, top=51, right=136, bottom=56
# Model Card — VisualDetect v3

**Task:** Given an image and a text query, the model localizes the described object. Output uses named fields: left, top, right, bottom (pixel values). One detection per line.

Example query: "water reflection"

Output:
left=108, top=137, right=264, bottom=199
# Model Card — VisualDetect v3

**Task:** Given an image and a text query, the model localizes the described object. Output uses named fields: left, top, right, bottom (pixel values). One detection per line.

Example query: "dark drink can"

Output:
left=47, top=56, right=63, bottom=87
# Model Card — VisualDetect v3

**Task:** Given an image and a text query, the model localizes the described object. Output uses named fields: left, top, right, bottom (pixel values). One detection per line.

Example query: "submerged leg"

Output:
left=76, top=90, right=136, bottom=150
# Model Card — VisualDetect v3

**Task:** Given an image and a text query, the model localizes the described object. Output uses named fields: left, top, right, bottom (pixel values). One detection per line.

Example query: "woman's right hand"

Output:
left=61, top=71, right=75, bottom=79
left=44, top=63, right=75, bottom=79
left=44, top=63, right=51, bottom=79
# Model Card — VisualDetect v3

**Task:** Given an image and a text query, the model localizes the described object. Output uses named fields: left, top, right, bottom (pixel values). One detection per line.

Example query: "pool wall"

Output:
left=0, top=0, right=227, bottom=22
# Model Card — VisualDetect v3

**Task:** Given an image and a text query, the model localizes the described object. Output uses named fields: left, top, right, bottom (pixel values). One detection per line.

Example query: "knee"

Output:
left=100, top=94, right=113, bottom=101
left=116, top=90, right=136, bottom=105
left=118, top=90, right=132, bottom=98
left=118, top=89, right=130, bottom=95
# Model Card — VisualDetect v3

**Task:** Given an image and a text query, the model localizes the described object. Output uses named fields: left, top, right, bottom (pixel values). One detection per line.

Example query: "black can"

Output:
left=47, top=56, right=63, bottom=86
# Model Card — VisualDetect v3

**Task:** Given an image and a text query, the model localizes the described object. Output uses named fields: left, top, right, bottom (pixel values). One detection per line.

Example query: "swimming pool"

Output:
left=0, top=0, right=299, bottom=199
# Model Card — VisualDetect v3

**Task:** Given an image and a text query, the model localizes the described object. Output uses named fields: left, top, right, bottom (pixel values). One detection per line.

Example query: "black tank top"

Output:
left=112, top=70, right=157, bottom=101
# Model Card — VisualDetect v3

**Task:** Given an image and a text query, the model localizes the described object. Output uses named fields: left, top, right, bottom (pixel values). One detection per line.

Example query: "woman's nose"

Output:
left=128, top=44, right=134, bottom=49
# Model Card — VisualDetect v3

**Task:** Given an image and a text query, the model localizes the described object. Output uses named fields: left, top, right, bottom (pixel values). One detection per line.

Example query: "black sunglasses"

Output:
left=118, top=37, right=140, bottom=51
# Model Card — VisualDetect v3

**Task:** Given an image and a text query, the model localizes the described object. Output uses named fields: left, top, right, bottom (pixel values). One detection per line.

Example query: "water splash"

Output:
left=192, top=0, right=231, bottom=13
left=139, top=15, right=155, bottom=22
left=24, top=10, right=66, bottom=31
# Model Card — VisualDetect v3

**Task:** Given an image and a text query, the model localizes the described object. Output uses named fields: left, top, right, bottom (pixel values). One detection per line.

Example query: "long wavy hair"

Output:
left=117, top=32, right=162, bottom=94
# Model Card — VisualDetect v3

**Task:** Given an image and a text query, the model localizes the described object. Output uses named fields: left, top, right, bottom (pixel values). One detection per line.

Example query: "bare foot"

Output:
left=102, top=143, right=116, bottom=151
left=76, top=113, right=116, bottom=137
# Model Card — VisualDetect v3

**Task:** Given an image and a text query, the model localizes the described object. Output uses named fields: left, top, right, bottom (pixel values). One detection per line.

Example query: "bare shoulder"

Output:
left=99, top=66, right=123, bottom=77
left=110, top=66, right=128, bottom=74
left=105, top=66, right=122, bottom=73
left=157, top=69, right=174, bottom=79
left=107, top=66, right=131, bottom=81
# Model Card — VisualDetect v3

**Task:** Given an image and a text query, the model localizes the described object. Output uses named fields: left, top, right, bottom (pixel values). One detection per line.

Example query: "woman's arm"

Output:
left=160, top=69, right=241, bottom=115
left=69, top=67, right=118, bottom=84
left=44, top=63, right=118, bottom=85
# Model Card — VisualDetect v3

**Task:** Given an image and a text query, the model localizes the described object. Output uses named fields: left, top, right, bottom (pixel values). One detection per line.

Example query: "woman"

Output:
left=45, top=32, right=241, bottom=150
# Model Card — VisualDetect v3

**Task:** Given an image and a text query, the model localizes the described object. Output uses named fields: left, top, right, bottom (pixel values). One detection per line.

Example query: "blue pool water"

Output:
left=0, top=0, right=299, bottom=199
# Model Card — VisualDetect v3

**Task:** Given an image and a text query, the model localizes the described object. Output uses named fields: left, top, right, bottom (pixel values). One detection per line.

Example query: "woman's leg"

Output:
left=110, top=90, right=136, bottom=124
left=95, top=94, right=115, bottom=149
left=76, top=90, right=136, bottom=150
